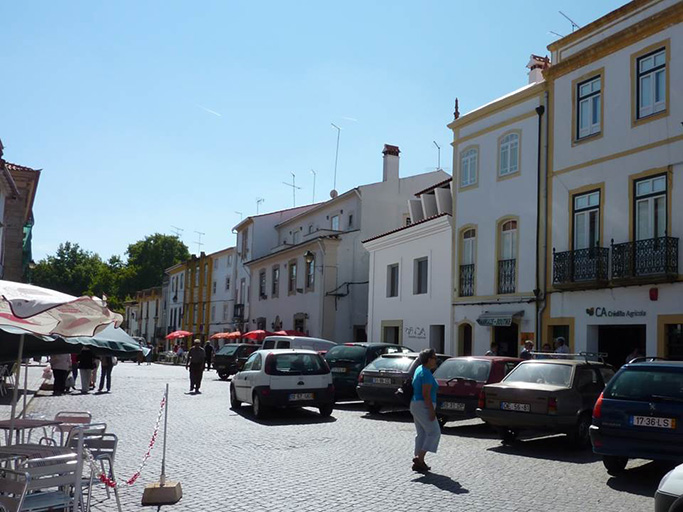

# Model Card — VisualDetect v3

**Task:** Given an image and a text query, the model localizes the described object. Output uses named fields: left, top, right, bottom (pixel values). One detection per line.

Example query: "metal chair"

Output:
left=39, top=412, right=92, bottom=446
left=18, top=453, right=81, bottom=512
left=78, top=433, right=121, bottom=512
left=0, top=468, right=29, bottom=512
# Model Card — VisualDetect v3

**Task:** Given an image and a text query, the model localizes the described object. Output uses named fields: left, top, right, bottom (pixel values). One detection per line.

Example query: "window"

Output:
left=288, top=261, right=297, bottom=294
left=194, top=267, right=199, bottom=286
left=459, top=229, right=476, bottom=297
left=308, top=224, right=314, bottom=234
left=272, top=266, right=280, bottom=297
left=387, top=263, right=399, bottom=298
left=212, top=281, right=216, bottom=294
left=635, top=175, right=667, bottom=240
left=348, top=214, right=354, bottom=229
left=227, top=254, right=232, bottom=266
left=180, top=273, right=184, bottom=290
left=239, top=279, right=246, bottom=304
left=193, top=305, right=198, bottom=324
left=462, top=229, right=476, bottom=265
left=213, top=259, right=218, bottom=270
left=259, top=270, right=266, bottom=298
left=223, top=303, right=229, bottom=321
left=637, top=48, right=666, bottom=119
left=331, top=215, right=340, bottom=231
left=172, top=276, right=177, bottom=293
left=460, top=148, right=478, bottom=188
left=211, top=305, right=215, bottom=322
left=499, top=133, right=519, bottom=176
left=577, top=76, right=601, bottom=139
left=573, top=190, right=600, bottom=249
left=305, top=256, right=315, bottom=290
left=413, top=257, right=428, bottom=295
left=292, top=231, right=300, bottom=245
left=225, top=276, right=230, bottom=291
left=500, top=220, right=517, bottom=260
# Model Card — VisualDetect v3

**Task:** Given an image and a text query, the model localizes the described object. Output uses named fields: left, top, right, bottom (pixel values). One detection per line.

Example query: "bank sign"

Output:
left=586, top=307, right=646, bottom=318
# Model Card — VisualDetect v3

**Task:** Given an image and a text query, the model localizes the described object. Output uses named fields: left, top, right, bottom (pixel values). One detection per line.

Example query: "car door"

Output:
left=234, top=353, right=259, bottom=402
left=575, top=366, right=603, bottom=412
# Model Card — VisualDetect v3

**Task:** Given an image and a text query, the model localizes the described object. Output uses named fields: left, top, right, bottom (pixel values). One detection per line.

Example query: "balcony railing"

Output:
left=459, top=264, right=475, bottom=297
left=612, top=236, right=679, bottom=281
left=553, top=247, right=609, bottom=288
left=497, top=259, right=516, bottom=294
left=233, top=303, right=244, bottom=319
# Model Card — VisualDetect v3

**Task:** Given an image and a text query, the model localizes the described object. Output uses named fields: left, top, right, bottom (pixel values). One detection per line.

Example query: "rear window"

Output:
left=262, top=340, right=275, bottom=349
left=384, top=346, right=413, bottom=354
left=366, top=356, right=415, bottom=372
left=268, top=353, right=328, bottom=375
left=604, top=368, right=683, bottom=402
left=434, top=359, right=491, bottom=382
left=504, top=363, right=573, bottom=387
left=325, top=345, right=366, bottom=363
left=216, top=345, right=239, bottom=356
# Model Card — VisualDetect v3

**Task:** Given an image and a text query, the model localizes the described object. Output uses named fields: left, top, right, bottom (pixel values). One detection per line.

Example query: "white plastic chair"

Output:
left=19, top=453, right=80, bottom=512
left=77, top=433, right=121, bottom=512
left=39, top=411, right=92, bottom=446
left=0, top=468, right=29, bottom=512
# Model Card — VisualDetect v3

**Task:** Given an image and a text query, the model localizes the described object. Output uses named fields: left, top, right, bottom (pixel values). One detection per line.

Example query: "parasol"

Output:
left=165, top=330, right=193, bottom=340
left=242, top=330, right=274, bottom=342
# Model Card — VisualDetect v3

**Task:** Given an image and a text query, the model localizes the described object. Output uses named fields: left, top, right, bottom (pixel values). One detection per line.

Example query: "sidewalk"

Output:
left=0, top=363, right=48, bottom=421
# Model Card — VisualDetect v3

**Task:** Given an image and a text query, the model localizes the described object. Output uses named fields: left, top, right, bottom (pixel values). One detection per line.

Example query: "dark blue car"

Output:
left=590, top=360, right=683, bottom=475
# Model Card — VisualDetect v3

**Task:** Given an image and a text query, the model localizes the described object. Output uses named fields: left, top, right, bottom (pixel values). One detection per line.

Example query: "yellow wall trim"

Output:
left=657, top=314, right=683, bottom=358
left=456, top=111, right=536, bottom=146
left=630, top=39, right=671, bottom=128
left=627, top=166, right=672, bottom=244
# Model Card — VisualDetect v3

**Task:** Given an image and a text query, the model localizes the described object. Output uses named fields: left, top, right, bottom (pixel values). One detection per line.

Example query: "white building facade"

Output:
left=208, top=246, right=237, bottom=340
left=544, top=0, right=683, bottom=368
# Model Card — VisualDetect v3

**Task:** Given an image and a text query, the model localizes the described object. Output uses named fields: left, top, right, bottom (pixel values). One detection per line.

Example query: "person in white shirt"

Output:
left=554, top=337, right=570, bottom=356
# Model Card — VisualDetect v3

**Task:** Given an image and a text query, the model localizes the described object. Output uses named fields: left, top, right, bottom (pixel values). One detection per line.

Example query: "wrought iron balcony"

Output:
left=611, top=236, right=679, bottom=282
left=497, top=259, right=516, bottom=294
left=553, top=247, right=609, bottom=289
left=459, top=264, right=475, bottom=297
left=233, top=303, right=245, bottom=320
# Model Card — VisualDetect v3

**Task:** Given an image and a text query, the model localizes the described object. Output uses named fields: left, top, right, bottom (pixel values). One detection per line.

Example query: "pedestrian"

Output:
left=70, top=353, right=79, bottom=381
left=485, top=342, right=498, bottom=356
left=554, top=337, right=570, bottom=357
left=409, top=348, right=441, bottom=473
left=204, top=341, right=214, bottom=371
left=186, top=339, right=206, bottom=393
left=50, top=353, right=71, bottom=396
left=536, top=343, right=553, bottom=359
left=77, top=348, right=95, bottom=394
left=625, top=347, right=641, bottom=364
left=98, top=355, right=116, bottom=392
left=520, top=340, right=534, bottom=360
left=91, top=356, right=100, bottom=389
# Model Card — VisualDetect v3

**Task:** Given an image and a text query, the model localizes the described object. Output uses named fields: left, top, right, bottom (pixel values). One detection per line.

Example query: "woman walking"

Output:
left=98, top=355, right=114, bottom=393
left=410, top=348, right=441, bottom=472
left=77, top=348, right=95, bottom=394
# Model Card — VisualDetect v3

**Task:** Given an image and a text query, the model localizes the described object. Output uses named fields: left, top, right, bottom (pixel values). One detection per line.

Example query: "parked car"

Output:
left=325, top=343, right=415, bottom=400
left=356, top=352, right=449, bottom=414
left=214, top=344, right=260, bottom=380
left=476, top=357, right=615, bottom=446
left=435, top=356, right=522, bottom=426
left=230, top=349, right=335, bottom=419
left=590, top=359, right=683, bottom=475
left=262, top=336, right=337, bottom=353
left=656, top=462, right=683, bottom=512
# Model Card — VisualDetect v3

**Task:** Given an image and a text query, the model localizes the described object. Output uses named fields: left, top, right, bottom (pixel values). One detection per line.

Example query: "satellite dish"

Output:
left=330, top=189, right=338, bottom=199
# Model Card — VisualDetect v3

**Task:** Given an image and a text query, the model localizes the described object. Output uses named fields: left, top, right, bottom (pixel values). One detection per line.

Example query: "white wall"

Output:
left=209, top=249, right=237, bottom=335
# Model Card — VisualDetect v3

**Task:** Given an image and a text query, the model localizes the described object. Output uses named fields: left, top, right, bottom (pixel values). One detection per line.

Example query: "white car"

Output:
left=656, top=463, right=683, bottom=512
left=230, top=349, right=335, bottom=419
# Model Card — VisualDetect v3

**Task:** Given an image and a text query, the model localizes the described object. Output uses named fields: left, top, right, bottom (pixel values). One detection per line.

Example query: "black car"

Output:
left=325, top=343, right=414, bottom=401
left=214, top=344, right=260, bottom=380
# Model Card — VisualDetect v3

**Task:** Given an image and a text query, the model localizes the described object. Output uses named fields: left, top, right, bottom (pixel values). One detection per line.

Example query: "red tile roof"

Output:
left=361, top=212, right=451, bottom=244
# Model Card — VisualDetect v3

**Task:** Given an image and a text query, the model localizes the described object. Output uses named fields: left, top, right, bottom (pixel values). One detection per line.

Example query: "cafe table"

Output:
left=0, top=418, right=63, bottom=445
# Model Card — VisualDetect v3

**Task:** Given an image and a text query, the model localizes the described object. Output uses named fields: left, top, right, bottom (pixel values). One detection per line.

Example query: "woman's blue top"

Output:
left=412, top=364, right=438, bottom=403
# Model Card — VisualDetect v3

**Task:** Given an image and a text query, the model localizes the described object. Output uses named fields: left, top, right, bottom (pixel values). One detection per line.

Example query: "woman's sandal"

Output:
left=412, top=457, right=430, bottom=472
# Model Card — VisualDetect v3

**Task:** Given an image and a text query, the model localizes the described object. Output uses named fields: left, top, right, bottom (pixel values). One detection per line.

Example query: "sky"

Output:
left=2, top=0, right=626, bottom=261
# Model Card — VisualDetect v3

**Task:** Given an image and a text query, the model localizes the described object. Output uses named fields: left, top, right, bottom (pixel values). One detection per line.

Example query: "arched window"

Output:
left=500, top=220, right=517, bottom=260
left=459, top=229, right=476, bottom=297
left=499, top=133, right=519, bottom=176
left=460, top=148, right=478, bottom=187
left=462, top=229, right=476, bottom=265
left=498, top=220, right=517, bottom=294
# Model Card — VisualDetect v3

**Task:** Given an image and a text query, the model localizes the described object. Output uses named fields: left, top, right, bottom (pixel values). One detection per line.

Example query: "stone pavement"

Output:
left=0, top=363, right=47, bottom=421
left=25, top=362, right=663, bottom=511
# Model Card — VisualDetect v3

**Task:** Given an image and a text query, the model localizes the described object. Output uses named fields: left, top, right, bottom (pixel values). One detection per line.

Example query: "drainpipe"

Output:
left=316, top=239, right=326, bottom=338
left=535, top=91, right=550, bottom=349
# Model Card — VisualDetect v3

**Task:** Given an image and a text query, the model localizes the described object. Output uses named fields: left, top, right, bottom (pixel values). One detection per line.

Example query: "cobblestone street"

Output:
left=26, top=362, right=664, bottom=511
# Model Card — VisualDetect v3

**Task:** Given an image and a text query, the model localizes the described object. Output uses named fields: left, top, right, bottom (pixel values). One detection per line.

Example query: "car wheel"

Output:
left=219, top=372, right=229, bottom=381
left=501, top=428, right=518, bottom=445
left=229, top=385, right=241, bottom=409
left=319, top=404, right=334, bottom=417
left=602, top=455, right=628, bottom=475
left=569, top=414, right=592, bottom=448
left=366, top=403, right=381, bottom=415
left=253, top=393, right=268, bottom=419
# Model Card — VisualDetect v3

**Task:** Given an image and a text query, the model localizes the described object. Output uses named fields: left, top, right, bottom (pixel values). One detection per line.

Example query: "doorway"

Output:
left=494, top=323, right=519, bottom=357
left=429, top=325, right=445, bottom=354
left=353, top=326, right=367, bottom=343
left=598, top=325, right=646, bottom=369
left=383, top=326, right=400, bottom=343
left=459, top=323, right=472, bottom=356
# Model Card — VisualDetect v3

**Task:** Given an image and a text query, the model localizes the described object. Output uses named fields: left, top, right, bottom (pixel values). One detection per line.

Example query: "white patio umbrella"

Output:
left=0, top=280, right=123, bottom=444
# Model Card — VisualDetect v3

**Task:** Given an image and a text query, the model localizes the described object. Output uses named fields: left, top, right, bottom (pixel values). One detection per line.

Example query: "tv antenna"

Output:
left=559, top=11, right=581, bottom=32
left=331, top=123, right=341, bottom=193
left=310, top=169, right=317, bottom=203
left=549, top=31, right=565, bottom=38
left=256, top=198, right=265, bottom=214
left=282, top=172, right=302, bottom=207
left=170, top=225, right=184, bottom=238
left=433, top=141, right=441, bottom=170
left=234, top=211, right=243, bottom=221
left=193, top=231, right=205, bottom=254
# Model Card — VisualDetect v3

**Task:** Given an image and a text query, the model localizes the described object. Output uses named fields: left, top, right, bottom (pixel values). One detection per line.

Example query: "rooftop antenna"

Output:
left=170, top=225, right=184, bottom=238
left=193, top=231, right=205, bottom=254
left=282, top=172, right=302, bottom=207
left=559, top=11, right=581, bottom=32
left=234, top=211, right=243, bottom=221
left=310, top=169, right=317, bottom=203
left=549, top=30, right=565, bottom=38
left=433, top=141, right=441, bottom=170
left=331, top=123, right=341, bottom=196
left=256, top=198, right=264, bottom=214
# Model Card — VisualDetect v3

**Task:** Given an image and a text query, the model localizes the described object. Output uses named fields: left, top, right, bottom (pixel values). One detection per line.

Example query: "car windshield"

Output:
left=434, top=359, right=491, bottom=382
left=504, top=363, right=573, bottom=387
left=325, top=346, right=366, bottom=363
left=269, top=353, right=328, bottom=375
left=366, top=356, right=415, bottom=372
left=216, top=345, right=239, bottom=356
left=604, top=368, right=683, bottom=402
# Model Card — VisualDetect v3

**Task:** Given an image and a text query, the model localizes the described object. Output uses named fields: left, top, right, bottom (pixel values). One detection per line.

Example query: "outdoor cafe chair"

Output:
left=38, top=412, right=92, bottom=447
left=77, top=433, right=121, bottom=512
left=18, top=453, right=81, bottom=512
left=0, top=468, right=29, bottom=512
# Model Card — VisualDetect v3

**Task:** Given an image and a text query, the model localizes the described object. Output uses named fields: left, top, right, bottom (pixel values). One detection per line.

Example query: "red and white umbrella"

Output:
left=242, top=330, right=274, bottom=342
left=165, top=330, right=193, bottom=340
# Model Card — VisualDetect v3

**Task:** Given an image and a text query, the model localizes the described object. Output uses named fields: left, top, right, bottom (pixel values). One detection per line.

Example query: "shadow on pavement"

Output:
left=360, top=409, right=413, bottom=424
left=333, top=402, right=366, bottom=411
left=488, top=435, right=599, bottom=464
left=412, top=472, right=469, bottom=495
left=441, top=421, right=498, bottom=439
left=606, top=460, right=677, bottom=497
left=232, top=406, right=337, bottom=426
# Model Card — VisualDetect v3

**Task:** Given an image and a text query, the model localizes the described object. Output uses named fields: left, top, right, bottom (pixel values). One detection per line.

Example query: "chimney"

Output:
left=382, top=144, right=400, bottom=182
left=527, top=54, right=550, bottom=84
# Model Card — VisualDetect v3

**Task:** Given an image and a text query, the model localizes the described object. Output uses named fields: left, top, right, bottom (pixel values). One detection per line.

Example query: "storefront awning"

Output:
left=476, top=310, right=524, bottom=327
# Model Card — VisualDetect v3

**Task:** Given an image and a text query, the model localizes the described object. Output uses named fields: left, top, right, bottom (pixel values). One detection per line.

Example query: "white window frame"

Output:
left=499, top=133, right=519, bottom=176
left=462, top=229, right=476, bottom=265
left=500, top=220, right=517, bottom=260
left=413, top=257, right=428, bottom=295
left=386, top=263, right=399, bottom=298
left=331, top=215, right=340, bottom=231
left=637, top=48, right=666, bottom=119
left=635, top=175, right=667, bottom=241
left=577, top=76, right=601, bottom=139
left=573, top=190, right=600, bottom=250
left=460, top=148, right=478, bottom=188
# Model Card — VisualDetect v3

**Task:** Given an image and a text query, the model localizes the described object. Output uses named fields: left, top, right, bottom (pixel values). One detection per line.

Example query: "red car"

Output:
left=435, top=356, right=522, bottom=426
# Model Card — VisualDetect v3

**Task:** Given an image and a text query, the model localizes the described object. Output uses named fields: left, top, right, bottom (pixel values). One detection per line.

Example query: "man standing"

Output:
left=485, top=342, right=498, bottom=356
left=50, top=353, right=71, bottom=396
left=520, top=340, right=534, bottom=360
left=204, top=341, right=214, bottom=371
left=186, top=340, right=206, bottom=393
left=554, top=337, right=570, bottom=358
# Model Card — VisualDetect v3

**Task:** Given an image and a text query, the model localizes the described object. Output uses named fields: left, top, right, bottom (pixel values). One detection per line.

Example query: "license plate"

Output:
left=442, top=402, right=465, bottom=411
left=372, top=377, right=392, bottom=384
left=331, top=367, right=347, bottom=373
left=631, top=415, right=676, bottom=429
left=289, top=393, right=314, bottom=401
left=501, top=402, right=530, bottom=412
